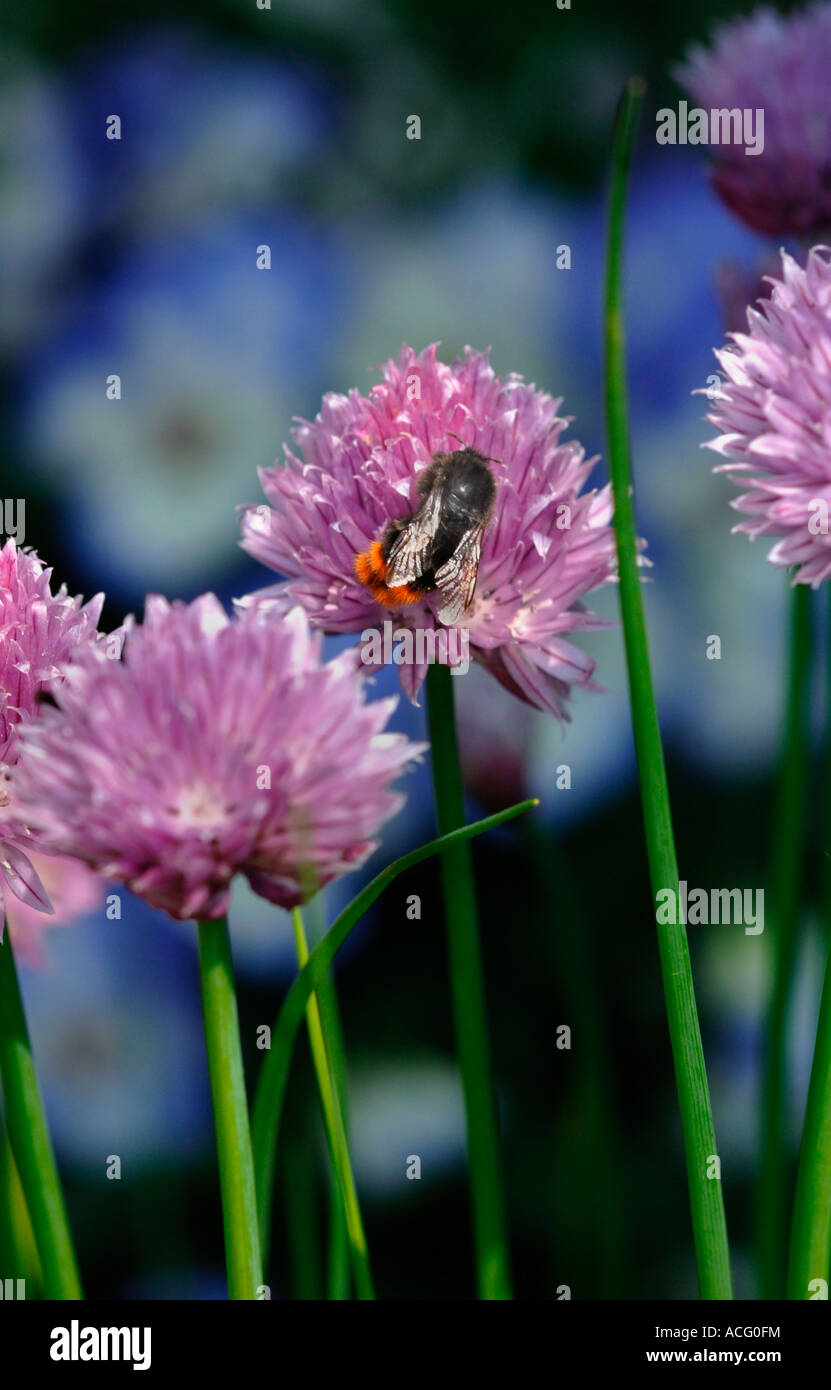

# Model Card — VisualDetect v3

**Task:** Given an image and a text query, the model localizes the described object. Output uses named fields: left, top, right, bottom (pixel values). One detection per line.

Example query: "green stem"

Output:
left=0, top=1124, right=18, bottom=1279
left=196, top=915, right=262, bottom=1300
left=305, top=897, right=352, bottom=1300
left=823, top=587, right=831, bottom=927
left=757, top=582, right=812, bottom=1298
left=787, top=932, right=831, bottom=1297
left=0, top=1119, right=42, bottom=1295
left=326, top=1178, right=350, bottom=1299
left=790, top=586, right=831, bottom=1299
left=424, top=662, right=511, bottom=1301
left=251, top=799, right=536, bottom=1260
left=604, top=78, right=732, bottom=1299
left=291, top=907, right=373, bottom=1300
left=0, top=924, right=82, bottom=1298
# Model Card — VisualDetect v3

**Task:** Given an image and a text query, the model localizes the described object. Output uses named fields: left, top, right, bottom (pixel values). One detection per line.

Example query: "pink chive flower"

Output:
left=13, top=596, right=423, bottom=922
left=239, top=344, right=619, bottom=720
left=704, top=246, right=831, bottom=586
left=675, top=4, right=831, bottom=237
left=0, top=539, right=103, bottom=920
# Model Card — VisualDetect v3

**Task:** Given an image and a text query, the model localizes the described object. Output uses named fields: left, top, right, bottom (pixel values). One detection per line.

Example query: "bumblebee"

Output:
left=354, top=446, right=496, bottom=625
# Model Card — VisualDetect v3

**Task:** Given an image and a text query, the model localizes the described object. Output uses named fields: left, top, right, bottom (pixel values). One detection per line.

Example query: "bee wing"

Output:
left=434, top=524, right=486, bottom=625
left=385, top=485, right=443, bottom=585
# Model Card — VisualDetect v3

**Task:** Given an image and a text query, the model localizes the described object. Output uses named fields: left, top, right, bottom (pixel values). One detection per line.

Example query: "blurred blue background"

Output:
left=1, top=0, right=826, bottom=1299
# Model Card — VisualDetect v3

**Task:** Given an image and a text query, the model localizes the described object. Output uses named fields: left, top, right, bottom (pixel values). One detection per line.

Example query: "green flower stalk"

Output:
left=425, top=662, right=511, bottom=1300
left=787, top=589, right=830, bottom=1300
left=197, top=916, right=262, bottom=1300
left=0, top=924, right=83, bottom=1299
left=604, top=77, right=732, bottom=1299
left=788, top=933, right=831, bottom=1298
left=291, top=906, right=373, bottom=1300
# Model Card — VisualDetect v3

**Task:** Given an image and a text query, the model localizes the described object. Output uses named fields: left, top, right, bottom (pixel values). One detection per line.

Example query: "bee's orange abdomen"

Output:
left=372, top=582, right=423, bottom=608
left=354, top=541, right=423, bottom=607
left=354, top=539, right=388, bottom=586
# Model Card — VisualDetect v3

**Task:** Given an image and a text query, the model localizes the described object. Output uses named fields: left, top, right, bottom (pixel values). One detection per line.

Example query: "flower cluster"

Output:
left=241, top=344, right=619, bottom=719
left=0, top=540, right=103, bottom=917
left=676, top=4, right=831, bottom=237
left=13, top=596, right=422, bottom=922
left=704, top=246, right=831, bottom=585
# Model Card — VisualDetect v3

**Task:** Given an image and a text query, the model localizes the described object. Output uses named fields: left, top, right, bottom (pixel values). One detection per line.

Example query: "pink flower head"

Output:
left=675, top=4, right=831, bottom=237
left=13, top=595, right=423, bottom=922
left=704, top=246, right=831, bottom=585
left=240, top=344, right=618, bottom=719
left=0, top=540, right=103, bottom=919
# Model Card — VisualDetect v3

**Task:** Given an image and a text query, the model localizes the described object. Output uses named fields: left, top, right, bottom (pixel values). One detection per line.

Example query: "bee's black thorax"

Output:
left=380, top=447, right=496, bottom=593
left=429, top=449, right=495, bottom=520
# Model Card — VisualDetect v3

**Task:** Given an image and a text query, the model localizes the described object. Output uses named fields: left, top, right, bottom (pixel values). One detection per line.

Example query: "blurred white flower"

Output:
left=348, top=1059, right=466, bottom=1198
left=339, top=179, right=575, bottom=394
left=19, top=216, right=345, bottom=596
